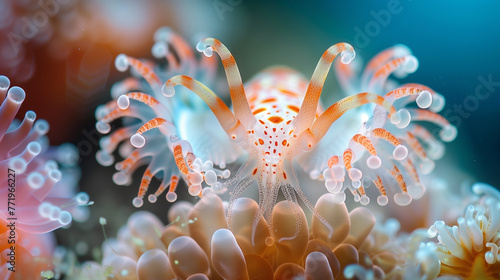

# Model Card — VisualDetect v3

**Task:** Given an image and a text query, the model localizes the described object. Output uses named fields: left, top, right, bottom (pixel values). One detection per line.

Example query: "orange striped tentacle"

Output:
left=196, top=38, right=255, bottom=126
left=327, top=155, right=339, bottom=168
left=165, top=175, right=180, bottom=202
left=136, top=118, right=167, bottom=135
left=173, top=144, right=190, bottom=175
left=371, top=128, right=408, bottom=160
left=406, top=132, right=427, bottom=159
left=125, top=92, right=160, bottom=106
left=122, top=56, right=162, bottom=89
left=407, top=109, right=457, bottom=142
left=364, top=45, right=410, bottom=76
left=164, top=75, right=246, bottom=142
left=343, top=149, right=353, bottom=171
left=352, top=134, right=377, bottom=156
left=373, top=176, right=387, bottom=197
left=390, top=165, right=408, bottom=193
left=309, top=92, right=398, bottom=143
left=368, top=55, right=417, bottom=90
left=293, top=42, right=355, bottom=133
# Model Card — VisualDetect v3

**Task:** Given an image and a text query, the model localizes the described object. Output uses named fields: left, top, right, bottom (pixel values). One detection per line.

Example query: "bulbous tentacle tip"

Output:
left=395, top=109, right=411, bottom=129
left=117, top=94, right=130, bottom=110
left=166, top=192, right=178, bottom=203
left=341, top=49, right=356, bottom=64
left=439, top=124, right=457, bottom=142
left=429, top=93, right=445, bottom=112
left=132, top=197, right=144, bottom=208
left=153, top=26, right=172, bottom=42
left=96, top=150, right=114, bottom=166
left=367, top=155, right=381, bottom=169
left=151, top=41, right=168, bottom=59
left=393, top=145, right=408, bottom=160
left=377, top=195, right=388, bottom=206
left=394, top=192, right=412, bottom=206
left=0, top=75, right=10, bottom=90
left=402, top=55, right=419, bottom=73
left=416, top=90, right=432, bottom=109
left=196, top=40, right=214, bottom=57
left=7, top=86, right=26, bottom=103
left=162, top=83, right=175, bottom=97
left=148, top=194, right=157, bottom=203
left=130, top=133, right=146, bottom=148
left=9, top=158, right=27, bottom=174
left=408, top=183, right=426, bottom=199
left=96, top=120, right=111, bottom=134
left=115, top=54, right=129, bottom=72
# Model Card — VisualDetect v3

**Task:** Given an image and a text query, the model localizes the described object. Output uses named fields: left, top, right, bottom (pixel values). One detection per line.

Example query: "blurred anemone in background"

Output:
left=0, top=75, right=89, bottom=278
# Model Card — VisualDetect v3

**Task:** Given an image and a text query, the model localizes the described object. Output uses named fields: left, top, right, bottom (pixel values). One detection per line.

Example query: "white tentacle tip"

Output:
left=439, top=124, right=457, bottom=142
left=115, top=54, right=129, bottom=72
left=196, top=41, right=213, bottom=57
left=117, top=95, right=130, bottom=110
left=367, top=155, right=381, bottom=169
left=130, top=133, right=146, bottom=148
left=341, top=50, right=355, bottom=64
left=162, top=84, right=175, bottom=97
left=403, top=55, right=419, bottom=73
left=416, top=90, right=432, bottom=109
left=393, top=145, right=408, bottom=160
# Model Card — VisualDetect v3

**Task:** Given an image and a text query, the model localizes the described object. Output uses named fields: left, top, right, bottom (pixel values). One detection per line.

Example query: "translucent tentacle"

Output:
left=299, top=92, right=400, bottom=148
left=196, top=38, right=256, bottom=127
left=292, top=43, right=355, bottom=133
left=163, top=75, right=247, bottom=143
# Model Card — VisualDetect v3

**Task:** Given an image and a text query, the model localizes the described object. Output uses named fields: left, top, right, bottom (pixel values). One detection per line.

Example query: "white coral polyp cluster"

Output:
left=428, top=183, right=500, bottom=279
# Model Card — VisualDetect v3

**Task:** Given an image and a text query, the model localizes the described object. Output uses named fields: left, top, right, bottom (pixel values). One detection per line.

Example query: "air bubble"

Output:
left=115, top=54, right=129, bottom=72
left=416, top=90, right=432, bottom=109
left=130, top=133, right=146, bottom=148
left=117, top=95, right=130, bottom=109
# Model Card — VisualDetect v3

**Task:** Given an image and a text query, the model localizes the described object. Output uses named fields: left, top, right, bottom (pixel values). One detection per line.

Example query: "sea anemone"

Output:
left=428, top=182, right=500, bottom=279
left=0, top=75, right=89, bottom=278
